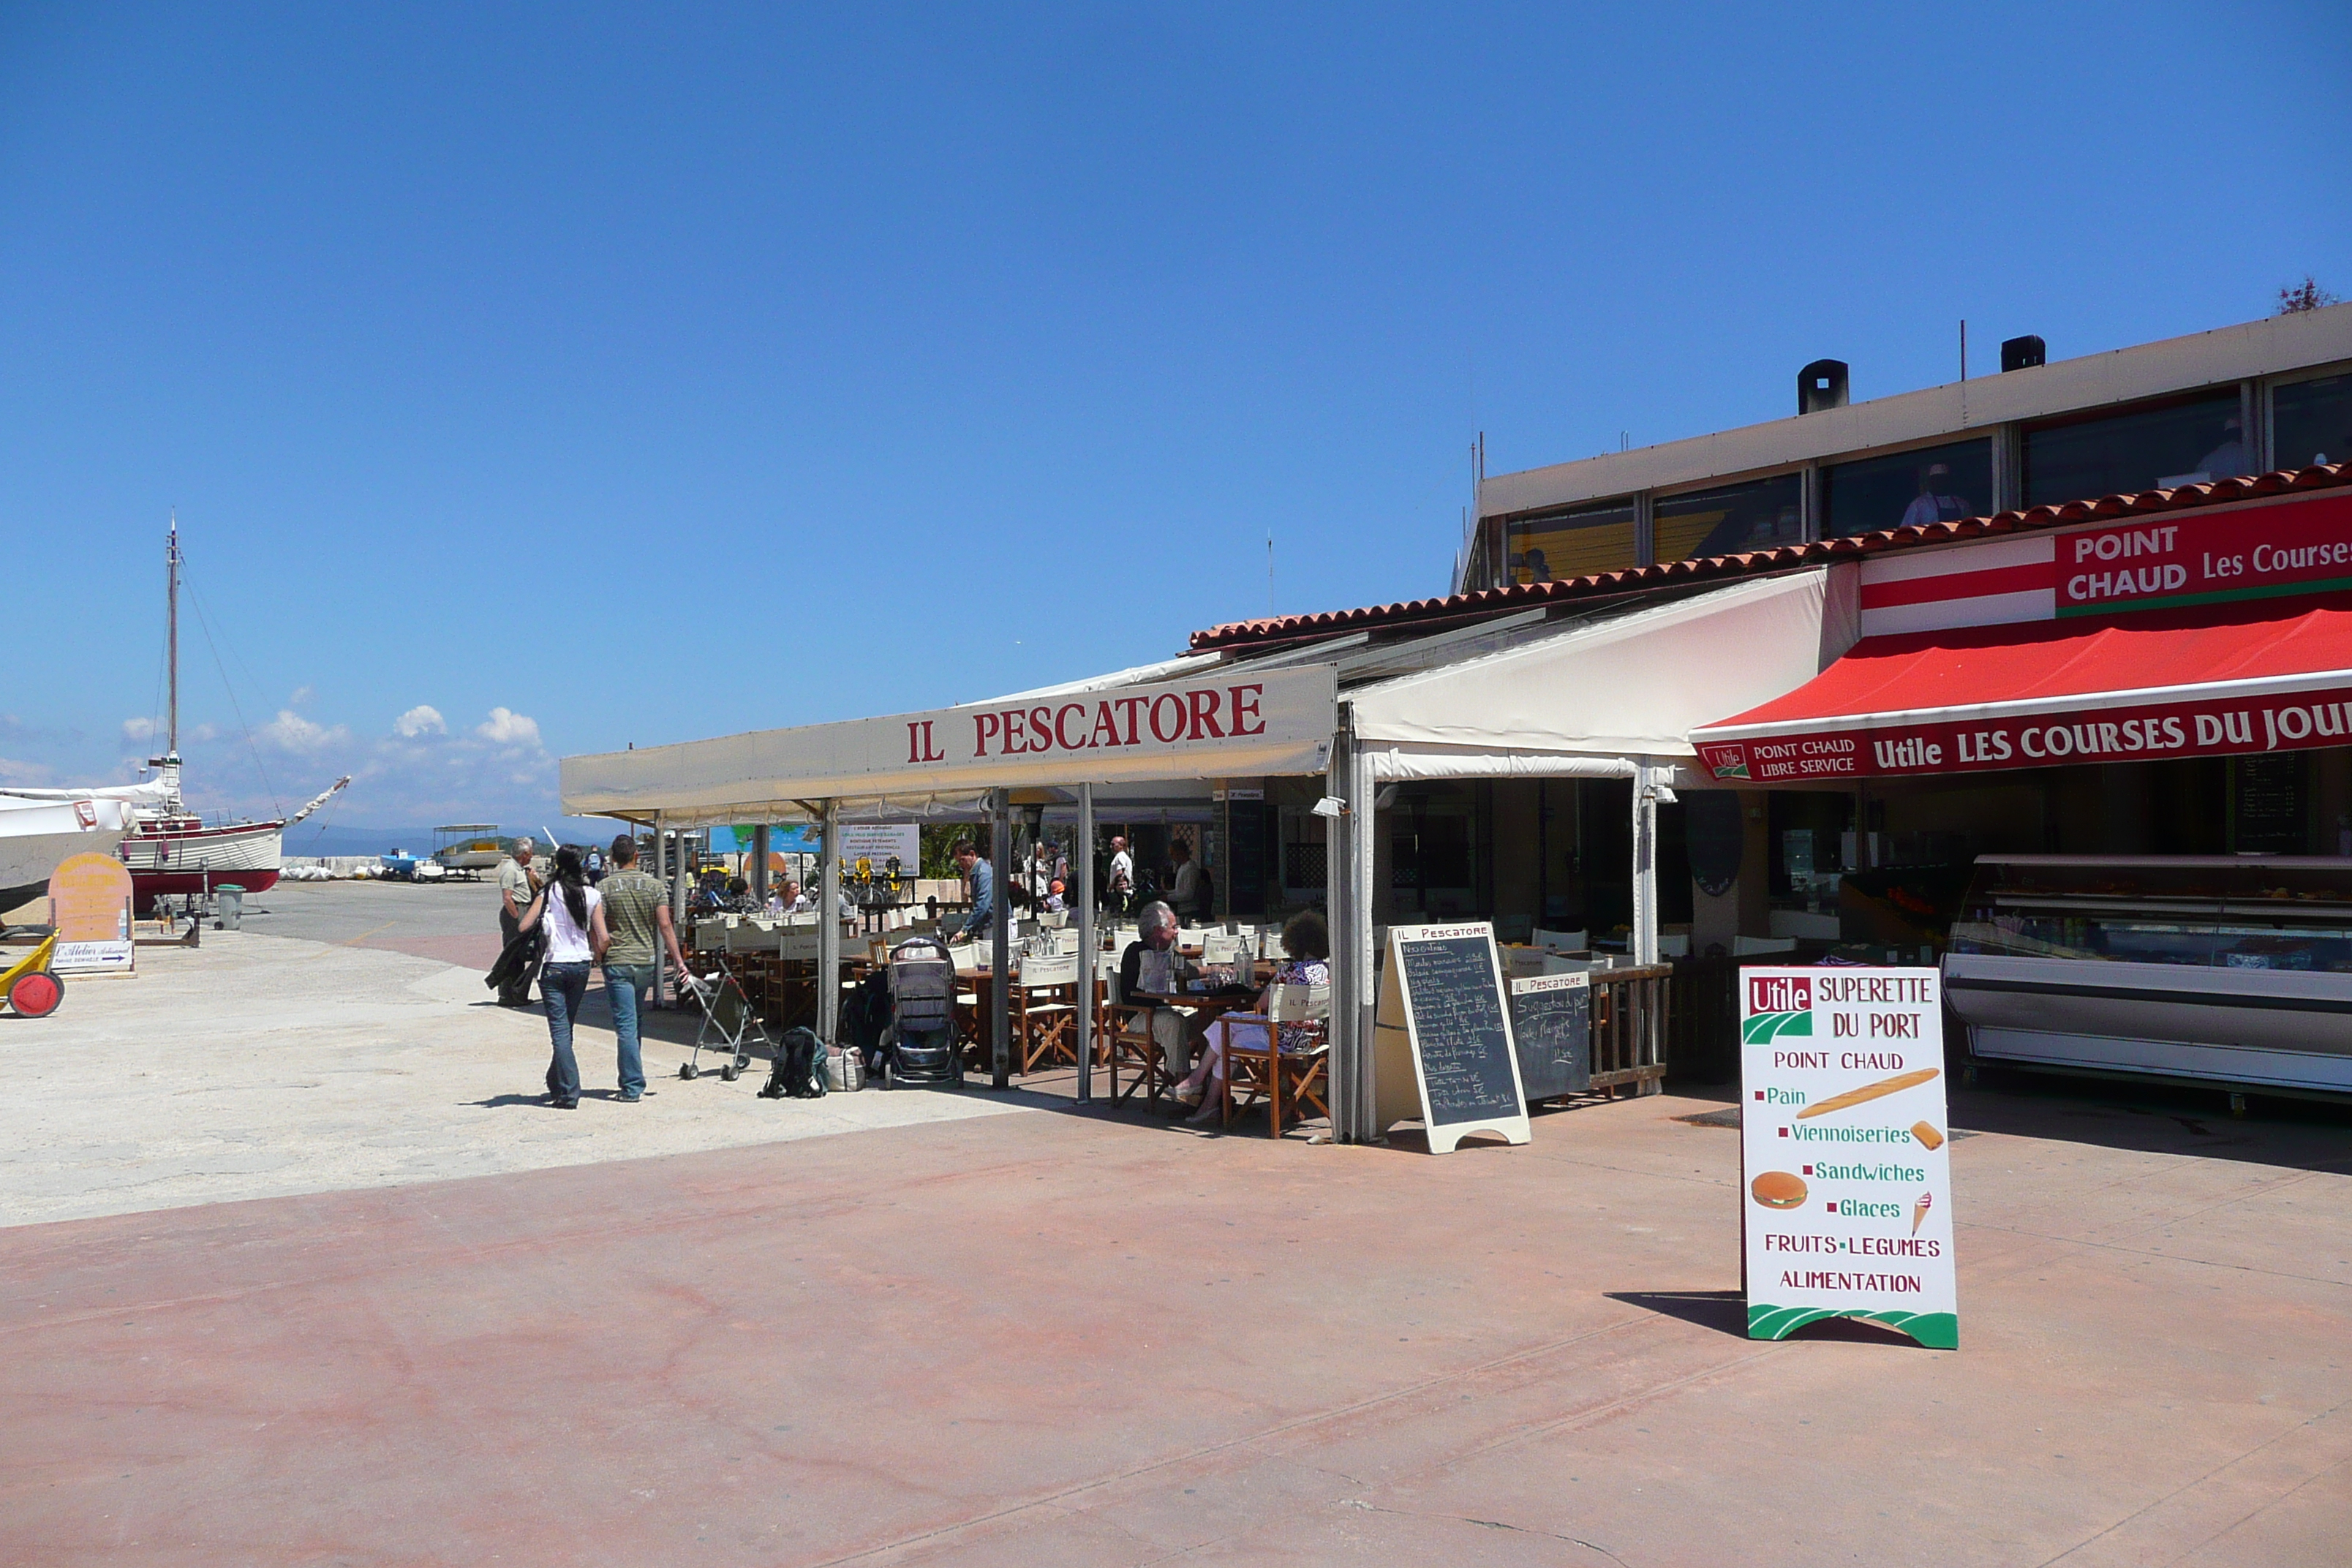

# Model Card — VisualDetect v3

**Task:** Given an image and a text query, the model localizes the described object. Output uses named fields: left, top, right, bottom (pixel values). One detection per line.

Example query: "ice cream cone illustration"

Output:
left=1911, top=1191, right=1933, bottom=1236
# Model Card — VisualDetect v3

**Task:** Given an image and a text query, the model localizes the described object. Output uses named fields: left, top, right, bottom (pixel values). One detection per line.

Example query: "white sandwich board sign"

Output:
left=1740, top=967, right=1957, bottom=1350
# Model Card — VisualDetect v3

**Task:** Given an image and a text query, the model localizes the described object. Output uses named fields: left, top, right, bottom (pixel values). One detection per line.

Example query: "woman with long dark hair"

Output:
left=516, top=845, right=609, bottom=1109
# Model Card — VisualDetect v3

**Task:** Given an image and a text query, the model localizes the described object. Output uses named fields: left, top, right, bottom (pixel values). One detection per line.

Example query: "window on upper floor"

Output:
left=1502, top=499, right=1639, bottom=584
left=2023, top=390, right=2247, bottom=508
left=1651, top=472, right=1803, bottom=563
left=1823, top=437, right=1994, bottom=538
left=2273, top=372, right=2352, bottom=470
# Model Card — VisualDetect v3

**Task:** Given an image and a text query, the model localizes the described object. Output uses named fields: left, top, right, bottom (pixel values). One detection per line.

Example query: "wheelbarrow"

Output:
left=0, top=935, right=64, bottom=1017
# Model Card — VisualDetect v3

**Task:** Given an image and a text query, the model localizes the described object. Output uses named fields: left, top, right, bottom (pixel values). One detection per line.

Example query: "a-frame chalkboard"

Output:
left=1372, top=921, right=1531, bottom=1153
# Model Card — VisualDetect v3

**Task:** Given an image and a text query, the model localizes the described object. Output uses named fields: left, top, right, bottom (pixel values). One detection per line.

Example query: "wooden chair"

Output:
left=1103, top=971, right=1167, bottom=1105
left=1220, top=984, right=1333, bottom=1137
left=1015, top=953, right=1080, bottom=1074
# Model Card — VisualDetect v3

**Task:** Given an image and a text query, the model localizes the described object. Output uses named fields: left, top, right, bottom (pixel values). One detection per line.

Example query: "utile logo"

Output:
left=1749, top=975, right=1811, bottom=1014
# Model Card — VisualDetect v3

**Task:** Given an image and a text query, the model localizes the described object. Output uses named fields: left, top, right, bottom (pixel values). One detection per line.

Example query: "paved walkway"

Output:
left=1, top=927, right=2345, bottom=1564
left=0, top=934, right=1025, bottom=1228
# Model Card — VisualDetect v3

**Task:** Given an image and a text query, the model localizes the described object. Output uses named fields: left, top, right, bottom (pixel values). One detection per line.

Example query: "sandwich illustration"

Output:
left=1750, top=1170, right=1809, bottom=1209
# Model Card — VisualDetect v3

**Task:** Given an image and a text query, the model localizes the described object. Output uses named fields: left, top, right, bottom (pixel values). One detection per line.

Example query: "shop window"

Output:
left=1823, top=438, right=1994, bottom=538
left=2023, top=390, right=2246, bottom=507
left=1504, top=499, right=1638, bottom=584
left=2273, top=372, right=2352, bottom=470
left=1652, top=472, right=1803, bottom=563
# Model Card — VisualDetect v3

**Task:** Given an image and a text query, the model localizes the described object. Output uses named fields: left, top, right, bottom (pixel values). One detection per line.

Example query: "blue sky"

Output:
left=2, top=3, right=2345, bottom=829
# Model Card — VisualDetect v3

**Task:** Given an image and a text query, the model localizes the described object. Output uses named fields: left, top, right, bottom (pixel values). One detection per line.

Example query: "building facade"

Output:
left=1463, top=306, right=2352, bottom=593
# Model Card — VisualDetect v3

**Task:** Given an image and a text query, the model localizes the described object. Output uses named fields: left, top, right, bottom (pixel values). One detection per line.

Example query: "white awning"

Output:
left=562, top=664, right=1337, bottom=826
left=1345, top=568, right=1857, bottom=785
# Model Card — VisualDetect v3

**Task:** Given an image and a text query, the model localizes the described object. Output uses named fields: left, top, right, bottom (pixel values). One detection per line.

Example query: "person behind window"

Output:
left=1899, top=463, right=1970, bottom=529
left=2195, top=415, right=2252, bottom=480
left=1168, top=910, right=1333, bottom=1124
left=1169, top=837, right=1205, bottom=921
left=1522, top=547, right=1552, bottom=584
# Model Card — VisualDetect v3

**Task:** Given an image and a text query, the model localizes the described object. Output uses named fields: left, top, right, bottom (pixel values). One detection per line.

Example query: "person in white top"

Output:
left=1107, top=836, right=1134, bottom=914
left=516, top=845, right=609, bottom=1109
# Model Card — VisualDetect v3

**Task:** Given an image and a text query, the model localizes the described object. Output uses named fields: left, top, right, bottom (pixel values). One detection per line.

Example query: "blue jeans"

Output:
left=603, top=963, right=652, bottom=1098
left=541, top=962, right=591, bottom=1104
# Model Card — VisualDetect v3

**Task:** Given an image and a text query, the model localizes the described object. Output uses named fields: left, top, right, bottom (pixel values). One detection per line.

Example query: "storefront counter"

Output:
left=1946, top=854, right=2352, bottom=1093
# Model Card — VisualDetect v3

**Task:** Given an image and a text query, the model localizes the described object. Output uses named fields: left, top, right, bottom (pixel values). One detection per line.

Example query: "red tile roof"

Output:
left=1188, top=462, right=2352, bottom=652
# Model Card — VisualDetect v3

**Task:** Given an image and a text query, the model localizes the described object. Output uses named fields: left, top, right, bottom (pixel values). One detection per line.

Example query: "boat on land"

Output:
left=433, top=824, right=505, bottom=879
left=7, top=522, right=350, bottom=911
left=0, top=791, right=147, bottom=915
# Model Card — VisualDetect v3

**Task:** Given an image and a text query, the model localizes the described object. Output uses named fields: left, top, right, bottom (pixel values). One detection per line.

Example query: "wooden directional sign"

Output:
left=1372, top=921, right=1530, bottom=1154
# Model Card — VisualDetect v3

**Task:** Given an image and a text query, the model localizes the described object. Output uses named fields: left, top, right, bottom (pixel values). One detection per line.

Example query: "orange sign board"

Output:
left=49, top=853, right=135, bottom=973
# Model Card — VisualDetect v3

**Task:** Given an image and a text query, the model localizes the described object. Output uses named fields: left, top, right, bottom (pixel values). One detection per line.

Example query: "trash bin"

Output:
left=216, top=885, right=244, bottom=931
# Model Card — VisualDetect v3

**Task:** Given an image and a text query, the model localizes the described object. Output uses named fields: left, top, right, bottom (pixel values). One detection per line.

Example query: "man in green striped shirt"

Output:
left=598, top=834, right=687, bottom=1101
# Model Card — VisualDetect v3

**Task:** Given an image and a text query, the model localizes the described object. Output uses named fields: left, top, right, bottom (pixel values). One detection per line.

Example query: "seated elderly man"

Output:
left=1117, top=900, right=1210, bottom=1088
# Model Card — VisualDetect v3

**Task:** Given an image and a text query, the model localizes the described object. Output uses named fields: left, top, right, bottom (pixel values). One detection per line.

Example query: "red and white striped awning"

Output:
left=1690, top=597, right=2352, bottom=783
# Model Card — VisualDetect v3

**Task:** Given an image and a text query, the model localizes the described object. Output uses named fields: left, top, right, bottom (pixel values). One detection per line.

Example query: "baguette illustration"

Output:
left=1795, top=1068, right=1940, bottom=1120
left=1910, top=1121, right=1946, bottom=1150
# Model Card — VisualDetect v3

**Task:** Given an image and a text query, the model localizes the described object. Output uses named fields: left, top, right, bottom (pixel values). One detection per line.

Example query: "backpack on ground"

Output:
left=759, top=1026, right=829, bottom=1099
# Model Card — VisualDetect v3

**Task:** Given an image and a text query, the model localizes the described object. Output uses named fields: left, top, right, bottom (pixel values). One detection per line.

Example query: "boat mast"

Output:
left=167, top=513, right=180, bottom=757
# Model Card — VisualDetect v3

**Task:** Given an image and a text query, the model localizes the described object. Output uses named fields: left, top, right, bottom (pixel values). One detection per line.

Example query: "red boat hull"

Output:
left=121, top=817, right=286, bottom=911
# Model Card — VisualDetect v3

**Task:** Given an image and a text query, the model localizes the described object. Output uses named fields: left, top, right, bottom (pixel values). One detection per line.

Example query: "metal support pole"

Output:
left=750, top=824, right=769, bottom=905
left=1077, top=782, right=1096, bottom=1104
left=990, top=790, right=1012, bottom=1090
left=817, top=799, right=841, bottom=1044
left=652, top=812, right=668, bottom=1007
left=1329, top=709, right=1382, bottom=1144
left=1631, top=761, right=1673, bottom=967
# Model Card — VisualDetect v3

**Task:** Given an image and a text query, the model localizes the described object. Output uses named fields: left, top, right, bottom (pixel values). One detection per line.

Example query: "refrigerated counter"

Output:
left=1945, top=855, right=2352, bottom=1095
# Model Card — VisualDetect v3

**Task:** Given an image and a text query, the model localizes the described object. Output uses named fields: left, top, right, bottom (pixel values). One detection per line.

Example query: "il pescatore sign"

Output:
left=1741, top=967, right=1956, bottom=1350
left=1696, top=679, right=2352, bottom=783
left=562, top=664, right=1338, bottom=818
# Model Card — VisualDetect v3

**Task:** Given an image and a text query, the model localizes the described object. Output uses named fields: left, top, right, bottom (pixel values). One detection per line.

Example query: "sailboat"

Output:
left=5, top=522, right=349, bottom=910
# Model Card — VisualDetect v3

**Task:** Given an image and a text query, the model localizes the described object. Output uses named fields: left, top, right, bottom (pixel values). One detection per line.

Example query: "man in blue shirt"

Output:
left=953, top=839, right=997, bottom=946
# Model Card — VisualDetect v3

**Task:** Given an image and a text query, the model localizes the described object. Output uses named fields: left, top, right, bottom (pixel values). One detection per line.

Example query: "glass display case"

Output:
left=1946, top=856, right=2352, bottom=1094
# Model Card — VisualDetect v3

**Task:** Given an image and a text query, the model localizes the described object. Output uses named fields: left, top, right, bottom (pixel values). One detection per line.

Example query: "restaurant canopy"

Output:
left=1343, top=566, right=1854, bottom=783
left=560, top=566, right=1860, bottom=825
left=1689, top=595, right=2352, bottom=785
left=562, top=664, right=1339, bottom=827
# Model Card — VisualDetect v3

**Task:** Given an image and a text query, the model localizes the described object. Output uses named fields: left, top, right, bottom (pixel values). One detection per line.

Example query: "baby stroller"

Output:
left=677, top=955, right=769, bottom=1082
left=875, top=935, right=963, bottom=1090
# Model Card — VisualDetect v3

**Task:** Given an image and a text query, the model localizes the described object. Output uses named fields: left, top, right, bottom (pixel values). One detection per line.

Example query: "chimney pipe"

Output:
left=1798, top=360, right=1849, bottom=416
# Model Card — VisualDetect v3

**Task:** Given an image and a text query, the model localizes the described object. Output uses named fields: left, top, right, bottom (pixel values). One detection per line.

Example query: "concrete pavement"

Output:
left=0, top=905, right=2346, bottom=1564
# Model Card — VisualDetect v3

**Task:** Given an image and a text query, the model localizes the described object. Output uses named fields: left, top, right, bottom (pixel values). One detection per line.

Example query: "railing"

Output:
left=1588, top=964, right=1670, bottom=1096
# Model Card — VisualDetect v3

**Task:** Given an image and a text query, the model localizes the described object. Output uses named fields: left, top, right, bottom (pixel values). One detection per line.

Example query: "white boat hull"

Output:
left=0, top=799, right=134, bottom=910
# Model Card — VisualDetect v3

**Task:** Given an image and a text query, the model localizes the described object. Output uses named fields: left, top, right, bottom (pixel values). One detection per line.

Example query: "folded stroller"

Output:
left=875, top=935, right=963, bottom=1090
left=676, top=956, right=769, bottom=1082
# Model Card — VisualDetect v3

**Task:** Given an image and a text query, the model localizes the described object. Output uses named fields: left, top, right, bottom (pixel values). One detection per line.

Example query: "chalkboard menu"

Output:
left=1509, top=973, right=1591, bottom=1101
left=1385, top=923, right=1531, bottom=1153
left=2234, top=754, right=2309, bottom=854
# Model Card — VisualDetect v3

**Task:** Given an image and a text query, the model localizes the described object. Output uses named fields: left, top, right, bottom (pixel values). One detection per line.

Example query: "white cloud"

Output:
left=475, top=707, right=542, bottom=748
left=290, top=685, right=316, bottom=707
left=393, top=704, right=448, bottom=738
left=257, top=709, right=351, bottom=753
left=0, top=757, right=54, bottom=785
left=121, top=716, right=158, bottom=743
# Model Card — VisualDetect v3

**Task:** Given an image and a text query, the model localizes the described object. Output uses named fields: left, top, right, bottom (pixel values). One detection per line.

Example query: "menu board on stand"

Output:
left=49, top=853, right=136, bottom=976
left=1509, top=972, right=1590, bottom=1101
left=1371, top=921, right=1530, bottom=1153
left=1740, top=967, right=1957, bottom=1349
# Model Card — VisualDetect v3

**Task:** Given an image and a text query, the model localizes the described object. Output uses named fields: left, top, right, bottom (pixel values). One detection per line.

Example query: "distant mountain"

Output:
left=285, top=819, right=637, bottom=859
